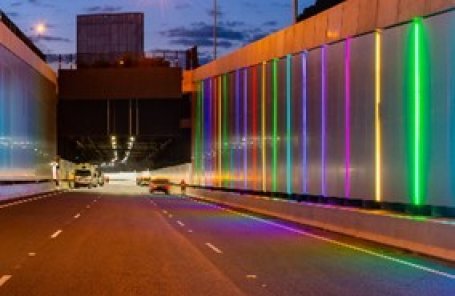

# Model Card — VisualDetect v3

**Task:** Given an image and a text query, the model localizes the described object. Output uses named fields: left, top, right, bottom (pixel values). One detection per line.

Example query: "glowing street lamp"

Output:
left=35, top=22, right=47, bottom=35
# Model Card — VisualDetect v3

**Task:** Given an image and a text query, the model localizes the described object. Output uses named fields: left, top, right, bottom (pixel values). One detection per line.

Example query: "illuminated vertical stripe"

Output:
left=243, top=68, right=248, bottom=189
left=208, top=79, right=212, bottom=185
left=235, top=70, right=240, bottom=186
left=214, top=78, right=217, bottom=184
left=302, top=52, right=308, bottom=193
left=375, top=31, right=382, bottom=202
left=413, top=18, right=424, bottom=206
left=200, top=80, right=205, bottom=185
left=321, top=45, right=327, bottom=196
left=261, top=62, right=267, bottom=192
left=223, top=74, right=228, bottom=186
left=272, top=59, right=278, bottom=193
left=286, top=55, right=292, bottom=194
left=252, top=66, right=258, bottom=189
left=321, top=46, right=327, bottom=197
left=345, top=39, right=351, bottom=198
left=218, top=76, right=222, bottom=187
left=195, top=82, right=201, bottom=184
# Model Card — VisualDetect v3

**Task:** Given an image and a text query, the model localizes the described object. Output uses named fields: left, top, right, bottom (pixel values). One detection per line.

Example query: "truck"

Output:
left=73, top=163, right=98, bottom=189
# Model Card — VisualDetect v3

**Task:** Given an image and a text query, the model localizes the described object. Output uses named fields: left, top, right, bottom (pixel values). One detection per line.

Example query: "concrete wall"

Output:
left=189, top=188, right=455, bottom=262
left=0, top=22, right=56, bottom=83
left=193, top=0, right=454, bottom=81
left=0, top=19, right=57, bottom=199
left=59, top=67, right=182, bottom=100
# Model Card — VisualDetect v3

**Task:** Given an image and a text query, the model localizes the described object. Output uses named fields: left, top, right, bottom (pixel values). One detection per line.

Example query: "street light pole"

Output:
left=213, top=0, right=217, bottom=60
left=292, top=0, right=298, bottom=23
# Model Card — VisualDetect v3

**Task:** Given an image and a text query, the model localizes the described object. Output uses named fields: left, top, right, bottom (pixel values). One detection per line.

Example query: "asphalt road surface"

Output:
left=0, top=184, right=453, bottom=295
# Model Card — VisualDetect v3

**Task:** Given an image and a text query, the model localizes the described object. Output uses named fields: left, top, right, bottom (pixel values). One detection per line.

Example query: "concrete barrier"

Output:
left=0, top=182, right=56, bottom=202
left=188, top=188, right=455, bottom=262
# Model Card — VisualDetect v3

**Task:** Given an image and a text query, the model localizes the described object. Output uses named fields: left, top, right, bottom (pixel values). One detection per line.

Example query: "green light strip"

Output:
left=413, top=18, right=423, bottom=206
left=273, top=59, right=278, bottom=193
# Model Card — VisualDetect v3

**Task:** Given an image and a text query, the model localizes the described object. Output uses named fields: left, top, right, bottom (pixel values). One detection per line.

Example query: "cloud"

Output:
left=26, top=0, right=54, bottom=8
left=263, top=20, right=278, bottom=27
left=206, top=8, right=223, bottom=18
left=29, top=35, right=71, bottom=43
left=84, top=5, right=123, bottom=13
left=5, top=11, right=20, bottom=17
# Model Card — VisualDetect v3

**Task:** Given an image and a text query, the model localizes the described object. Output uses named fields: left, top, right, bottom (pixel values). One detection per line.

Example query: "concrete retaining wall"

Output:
left=188, top=188, right=455, bottom=262
left=0, top=182, right=55, bottom=202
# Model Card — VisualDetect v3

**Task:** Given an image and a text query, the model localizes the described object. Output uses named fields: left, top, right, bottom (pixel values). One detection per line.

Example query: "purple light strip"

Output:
left=244, top=68, right=248, bottom=189
left=321, top=46, right=327, bottom=197
left=345, top=39, right=351, bottom=198
left=302, top=52, right=308, bottom=193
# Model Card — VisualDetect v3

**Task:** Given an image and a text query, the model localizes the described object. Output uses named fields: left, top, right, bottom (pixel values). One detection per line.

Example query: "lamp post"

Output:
left=213, top=0, right=217, bottom=60
left=292, top=0, right=298, bottom=23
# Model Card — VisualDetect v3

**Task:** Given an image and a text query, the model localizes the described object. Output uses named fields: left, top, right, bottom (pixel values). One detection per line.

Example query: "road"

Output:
left=0, top=184, right=453, bottom=295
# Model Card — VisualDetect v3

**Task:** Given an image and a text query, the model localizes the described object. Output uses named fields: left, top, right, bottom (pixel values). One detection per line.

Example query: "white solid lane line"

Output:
left=0, top=275, right=12, bottom=287
left=74, top=213, right=81, bottom=219
left=206, top=243, right=223, bottom=254
left=50, top=230, right=62, bottom=239
left=177, top=220, right=185, bottom=227
left=219, top=206, right=455, bottom=280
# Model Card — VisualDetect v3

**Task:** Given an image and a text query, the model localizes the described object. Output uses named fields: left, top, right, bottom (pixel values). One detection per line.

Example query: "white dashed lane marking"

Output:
left=50, top=230, right=62, bottom=239
left=0, top=275, right=12, bottom=287
left=205, top=243, right=223, bottom=254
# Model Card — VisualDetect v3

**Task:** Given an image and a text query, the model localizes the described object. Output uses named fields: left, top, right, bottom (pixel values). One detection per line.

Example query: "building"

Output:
left=77, top=12, right=144, bottom=66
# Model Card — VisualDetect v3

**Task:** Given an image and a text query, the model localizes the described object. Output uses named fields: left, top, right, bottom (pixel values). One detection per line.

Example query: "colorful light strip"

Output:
left=321, top=46, right=327, bottom=197
left=272, top=59, right=278, bottom=193
left=252, top=66, right=258, bottom=189
left=218, top=76, right=222, bottom=186
left=345, top=39, right=351, bottom=198
left=235, top=70, right=241, bottom=187
left=243, top=68, right=248, bottom=189
left=195, top=81, right=201, bottom=184
left=412, top=18, right=424, bottom=206
left=261, top=62, right=267, bottom=192
left=375, top=31, right=382, bottom=202
left=286, top=55, right=292, bottom=194
left=207, top=79, right=212, bottom=185
left=223, top=74, right=228, bottom=187
left=302, top=52, right=308, bottom=193
left=200, top=80, right=205, bottom=185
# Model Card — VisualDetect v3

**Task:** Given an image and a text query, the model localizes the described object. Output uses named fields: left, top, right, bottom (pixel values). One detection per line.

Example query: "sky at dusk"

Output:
left=2, top=0, right=315, bottom=61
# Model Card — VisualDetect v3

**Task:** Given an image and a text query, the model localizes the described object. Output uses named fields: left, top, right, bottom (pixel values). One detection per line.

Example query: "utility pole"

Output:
left=292, top=0, right=298, bottom=24
left=213, top=0, right=218, bottom=60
